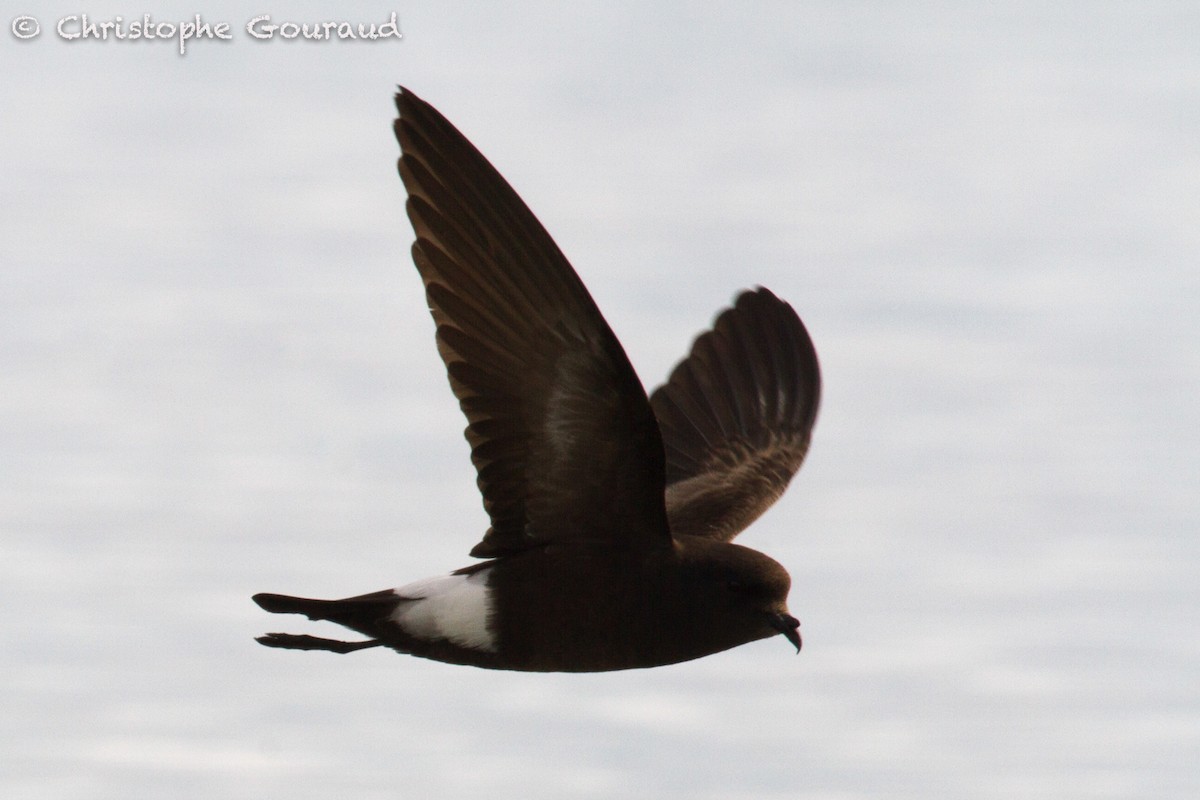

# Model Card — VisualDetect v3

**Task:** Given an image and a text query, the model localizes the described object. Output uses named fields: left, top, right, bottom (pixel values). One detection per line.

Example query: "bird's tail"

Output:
left=252, top=590, right=400, bottom=654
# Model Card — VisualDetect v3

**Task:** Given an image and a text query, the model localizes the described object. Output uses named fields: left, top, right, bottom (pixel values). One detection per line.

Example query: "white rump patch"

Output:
left=390, top=570, right=496, bottom=652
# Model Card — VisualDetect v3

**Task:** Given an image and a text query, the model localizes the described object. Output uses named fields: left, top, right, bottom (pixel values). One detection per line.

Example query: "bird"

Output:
left=252, top=87, right=822, bottom=672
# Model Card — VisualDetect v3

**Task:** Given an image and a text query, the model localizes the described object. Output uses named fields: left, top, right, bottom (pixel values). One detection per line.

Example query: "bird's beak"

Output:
left=769, top=612, right=802, bottom=653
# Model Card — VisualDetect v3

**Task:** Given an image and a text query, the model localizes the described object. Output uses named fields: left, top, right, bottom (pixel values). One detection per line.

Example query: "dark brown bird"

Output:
left=252, top=87, right=821, bottom=672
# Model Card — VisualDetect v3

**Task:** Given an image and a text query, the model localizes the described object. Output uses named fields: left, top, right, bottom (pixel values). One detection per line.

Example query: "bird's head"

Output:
left=667, top=537, right=801, bottom=654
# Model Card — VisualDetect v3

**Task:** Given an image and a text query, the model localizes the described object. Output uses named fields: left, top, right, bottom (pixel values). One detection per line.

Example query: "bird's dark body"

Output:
left=258, top=538, right=792, bottom=672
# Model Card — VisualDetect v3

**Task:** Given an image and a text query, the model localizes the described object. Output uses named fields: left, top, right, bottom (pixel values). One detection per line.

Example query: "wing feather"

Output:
left=650, top=288, right=821, bottom=541
left=394, top=88, right=670, bottom=558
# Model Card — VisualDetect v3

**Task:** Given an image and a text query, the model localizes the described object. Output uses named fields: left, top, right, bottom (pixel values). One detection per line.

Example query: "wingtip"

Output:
left=394, top=85, right=428, bottom=120
left=733, top=285, right=791, bottom=315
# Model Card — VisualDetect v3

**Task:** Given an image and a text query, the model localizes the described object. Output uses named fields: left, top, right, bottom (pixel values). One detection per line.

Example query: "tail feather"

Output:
left=254, top=589, right=399, bottom=624
left=252, top=590, right=402, bottom=655
left=253, top=592, right=334, bottom=619
left=256, top=632, right=384, bottom=654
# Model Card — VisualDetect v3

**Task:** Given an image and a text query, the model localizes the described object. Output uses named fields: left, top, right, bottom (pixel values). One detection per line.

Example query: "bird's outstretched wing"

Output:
left=650, top=288, right=821, bottom=542
left=394, top=87, right=670, bottom=558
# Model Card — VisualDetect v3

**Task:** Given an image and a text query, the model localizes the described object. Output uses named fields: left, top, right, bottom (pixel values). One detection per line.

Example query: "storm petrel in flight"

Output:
left=253, top=88, right=821, bottom=672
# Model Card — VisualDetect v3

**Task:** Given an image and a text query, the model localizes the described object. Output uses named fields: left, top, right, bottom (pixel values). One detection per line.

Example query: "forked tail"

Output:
left=252, top=590, right=400, bottom=655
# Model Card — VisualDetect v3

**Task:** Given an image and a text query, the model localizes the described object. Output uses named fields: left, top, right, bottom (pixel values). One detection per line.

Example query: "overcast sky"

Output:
left=2, top=2, right=1197, bottom=799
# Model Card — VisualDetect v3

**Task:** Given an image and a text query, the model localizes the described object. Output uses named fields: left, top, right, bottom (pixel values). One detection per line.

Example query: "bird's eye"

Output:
left=726, top=580, right=743, bottom=592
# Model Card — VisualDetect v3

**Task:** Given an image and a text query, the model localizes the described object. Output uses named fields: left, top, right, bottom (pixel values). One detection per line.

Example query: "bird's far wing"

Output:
left=649, top=288, right=821, bottom=542
left=394, top=87, right=670, bottom=558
